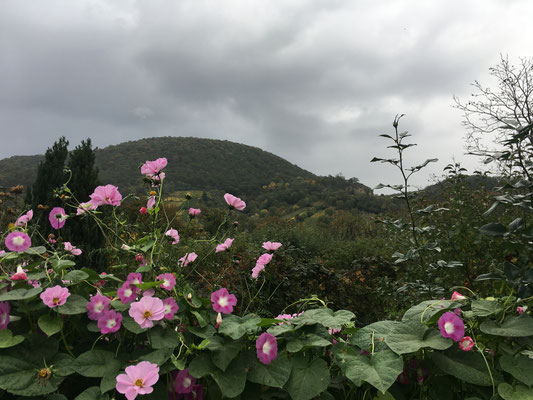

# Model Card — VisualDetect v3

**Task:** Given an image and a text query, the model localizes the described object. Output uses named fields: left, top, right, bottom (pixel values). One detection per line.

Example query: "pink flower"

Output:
left=251, top=263, right=265, bottom=279
left=174, top=369, right=195, bottom=394
left=189, top=208, right=201, bottom=217
left=89, top=184, right=122, bottom=206
left=162, top=298, right=179, bottom=320
left=64, top=242, right=82, bottom=256
left=76, top=202, right=97, bottom=215
left=15, top=210, right=33, bottom=227
left=147, top=196, right=156, bottom=210
left=118, top=282, right=138, bottom=304
left=256, top=332, right=278, bottom=364
left=5, top=231, right=31, bottom=252
left=49, top=207, right=67, bottom=229
left=459, top=336, right=474, bottom=351
left=224, top=193, right=246, bottom=211
left=257, top=253, right=273, bottom=265
left=98, top=310, right=123, bottom=334
left=215, top=238, right=234, bottom=253
left=262, top=241, right=282, bottom=251
left=116, top=361, right=160, bottom=400
left=215, top=312, right=223, bottom=329
left=438, top=312, right=465, bottom=342
left=165, top=229, right=180, bottom=245
left=157, top=273, right=176, bottom=291
left=11, top=266, right=28, bottom=281
left=210, top=288, right=237, bottom=314
left=127, top=273, right=143, bottom=286
left=178, top=252, right=197, bottom=267
left=141, top=158, right=167, bottom=176
left=517, top=306, right=528, bottom=315
left=143, top=289, right=155, bottom=297
left=451, top=291, right=466, bottom=301
left=0, top=302, right=9, bottom=330
left=454, top=308, right=462, bottom=315
left=129, top=296, right=165, bottom=328
left=40, top=285, right=70, bottom=308
left=87, top=293, right=111, bottom=321
left=139, top=207, right=147, bottom=215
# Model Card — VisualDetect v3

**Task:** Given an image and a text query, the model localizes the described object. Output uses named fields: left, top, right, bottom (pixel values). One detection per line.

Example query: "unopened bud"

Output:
left=187, top=293, right=192, bottom=300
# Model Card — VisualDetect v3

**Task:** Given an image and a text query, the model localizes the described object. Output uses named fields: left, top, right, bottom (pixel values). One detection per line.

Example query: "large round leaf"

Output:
left=385, top=321, right=452, bottom=354
left=499, top=355, right=533, bottom=387
left=480, top=316, right=533, bottom=337
left=284, top=355, right=330, bottom=400
left=432, top=351, right=494, bottom=386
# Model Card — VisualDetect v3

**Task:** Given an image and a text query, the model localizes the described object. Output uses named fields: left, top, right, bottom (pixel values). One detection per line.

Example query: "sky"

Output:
left=1, top=0, right=532, bottom=190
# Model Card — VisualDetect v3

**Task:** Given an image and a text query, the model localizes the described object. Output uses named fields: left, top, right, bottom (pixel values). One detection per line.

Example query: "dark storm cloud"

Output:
left=1, top=0, right=532, bottom=188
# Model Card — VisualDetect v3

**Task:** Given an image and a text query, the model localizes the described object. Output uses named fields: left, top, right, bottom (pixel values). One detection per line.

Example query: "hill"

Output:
left=0, top=137, right=315, bottom=195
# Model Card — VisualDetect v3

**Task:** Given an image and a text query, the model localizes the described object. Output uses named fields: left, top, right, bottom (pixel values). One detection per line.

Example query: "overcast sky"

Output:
left=1, top=0, right=532, bottom=190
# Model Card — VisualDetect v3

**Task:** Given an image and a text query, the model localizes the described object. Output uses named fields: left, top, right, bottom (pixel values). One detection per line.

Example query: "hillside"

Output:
left=0, top=137, right=315, bottom=195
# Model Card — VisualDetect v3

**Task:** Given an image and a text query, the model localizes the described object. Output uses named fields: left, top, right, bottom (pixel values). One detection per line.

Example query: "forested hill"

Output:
left=0, top=137, right=316, bottom=195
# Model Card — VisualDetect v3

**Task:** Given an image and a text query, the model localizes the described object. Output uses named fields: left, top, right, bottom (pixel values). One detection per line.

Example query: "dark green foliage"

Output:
left=63, top=139, right=105, bottom=267
left=25, top=137, right=69, bottom=209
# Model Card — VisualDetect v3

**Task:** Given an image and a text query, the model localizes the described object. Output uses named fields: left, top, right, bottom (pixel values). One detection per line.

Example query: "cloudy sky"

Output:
left=1, top=0, right=531, bottom=189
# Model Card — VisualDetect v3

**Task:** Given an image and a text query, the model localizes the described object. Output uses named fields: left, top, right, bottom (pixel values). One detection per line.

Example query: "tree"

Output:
left=454, top=55, right=533, bottom=175
left=25, top=136, right=69, bottom=209
left=64, top=139, right=104, bottom=267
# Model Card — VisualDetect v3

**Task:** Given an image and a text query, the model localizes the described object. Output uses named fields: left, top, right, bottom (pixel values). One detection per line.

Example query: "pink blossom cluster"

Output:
left=215, top=238, right=234, bottom=253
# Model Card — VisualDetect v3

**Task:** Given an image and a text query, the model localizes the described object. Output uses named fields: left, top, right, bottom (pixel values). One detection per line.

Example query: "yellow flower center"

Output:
left=53, top=297, right=60, bottom=305
left=143, top=310, right=152, bottom=318
left=134, top=378, right=143, bottom=387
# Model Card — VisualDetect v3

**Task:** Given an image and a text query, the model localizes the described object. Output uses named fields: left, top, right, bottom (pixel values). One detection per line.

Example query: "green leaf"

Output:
left=402, top=299, right=459, bottom=323
left=471, top=299, right=502, bottom=317
left=385, top=321, right=452, bottom=354
left=25, top=246, right=47, bottom=255
left=499, top=355, right=533, bottom=387
left=150, top=325, right=180, bottom=349
left=0, top=329, right=25, bottom=348
left=139, top=348, right=173, bottom=366
left=479, top=222, right=508, bottom=236
left=212, top=355, right=247, bottom=398
left=73, top=387, right=109, bottom=400
left=297, top=308, right=355, bottom=329
left=286, top=333, right=332, bottom=352
left=81, top=268, right=102, bottom=282
left=498, top=383, right=533, bottom=399
left=333, top=344, right=402, bottom=394
left=432, top=351, right=493, bottom=386
left=134, top=281, right=161, bottom=290
left=48, top=395, right=68, bottom=400
left=51, top=259, right=76, bottom=270
left=219, top=314, right=261, bottom=340
left=188, top=325, right=216, bottom=339
left=207, top=336, right=244, bottom=371
left=100, top=364, right=119, bottom=394
left=247, top=352, right=292, bottom=388
left=121, top=316, right=147, bottom=334
left=189, top=353, right=217, bottom=378
left=57, top=294, right=88, bottom=315
left=38, top=314, right=63, bottom=337
left=480, top=316, right=533, bottom=337
left=109, top=300, right=129, bottom=311
left=73, top=350, right=120, bottom=378
left=351, top=320, right=400, bottom=351
left=284, top=355, right=330, bottom=400
left=63, top=270, right=89, bottom=282
left=0, top=354, right=65, bottom=396
left=191, top=310, right=208, bottom=328
left=0, top=286, right=42, bottom=301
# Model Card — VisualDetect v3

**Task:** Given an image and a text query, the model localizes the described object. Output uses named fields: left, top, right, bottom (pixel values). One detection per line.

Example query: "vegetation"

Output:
left=0, top=57, right=532, bottom=400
